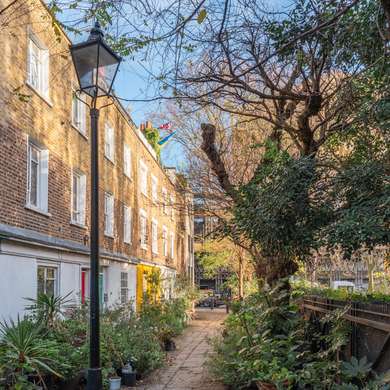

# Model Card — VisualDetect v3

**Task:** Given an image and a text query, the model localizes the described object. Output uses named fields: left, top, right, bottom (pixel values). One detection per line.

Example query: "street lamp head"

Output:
left=70, top=22, right=122, bottom=98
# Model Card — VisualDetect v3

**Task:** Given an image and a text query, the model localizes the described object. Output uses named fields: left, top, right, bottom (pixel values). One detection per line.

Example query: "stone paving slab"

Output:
left=126, top=308, right=227, bottom=390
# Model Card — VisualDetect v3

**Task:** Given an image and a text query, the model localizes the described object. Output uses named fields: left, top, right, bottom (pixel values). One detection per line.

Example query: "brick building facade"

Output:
left=0, top=0, right=194, bottom=319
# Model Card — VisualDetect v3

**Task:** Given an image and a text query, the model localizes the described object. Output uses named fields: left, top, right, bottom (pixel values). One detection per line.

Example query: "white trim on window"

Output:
left=123, top=144, right=132, bottom=179
left=139, top=159, right=148, bottom=196
left=162, top=225, right=168, bottom=257
left=27, top=32, right=50, bottom=102
left=120, top=271, right=129, bottom=305
left=71, top=169, right=86, bottom=226
left=104, top=123, right=115, bottom=163
left=104, top=192, right=114, bottom=237
left=72, top=91, right=87, bottom=136
left=170, top=231, right=175, bottom=259
left=151, top=218, right=158, bottom=255
left=162, top=187, right=168, bottom=214
left=123, top=205, right=132, bottom=244
left=151, top=174, right=158, bottom=204
left=37, top=264, right=58, bottom=297
left=139, top=208, right=148, bottom=249
left=26, top=139, right=49, bottom=215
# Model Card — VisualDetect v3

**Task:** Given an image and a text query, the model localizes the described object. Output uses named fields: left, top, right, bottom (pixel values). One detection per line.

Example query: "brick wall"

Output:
left=0, top=0, right=191, bottom=271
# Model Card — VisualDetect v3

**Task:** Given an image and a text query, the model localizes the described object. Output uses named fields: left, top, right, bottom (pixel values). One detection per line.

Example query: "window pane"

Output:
left=30, top=160, right=38, bottom=206
left=72, top=174, right=79, bottom=218
left=46, top=267, right=55, bottom=279
left=37, top=266, right=45, bottom=295
left=46, top=279, right=55, bottom=296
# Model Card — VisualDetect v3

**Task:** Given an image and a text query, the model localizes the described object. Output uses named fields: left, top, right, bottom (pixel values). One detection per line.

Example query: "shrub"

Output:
left=0, top=317, right=68, bottom=388
left=0, top=280, right=197, bottom=389
left=209, top=282, right=389, bottom=389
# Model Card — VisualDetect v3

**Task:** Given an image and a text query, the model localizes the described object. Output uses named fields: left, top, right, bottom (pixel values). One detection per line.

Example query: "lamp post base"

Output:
left=87, top=367, right=102, bottom=390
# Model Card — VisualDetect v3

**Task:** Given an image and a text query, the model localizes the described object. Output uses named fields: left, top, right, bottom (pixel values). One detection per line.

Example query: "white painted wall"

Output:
left=0, top=240, right=139, bottom=318
left=105, top=263, right=137, bottom=310
left=0, top=254, right=37, bottom=321
left=60, top=262, right=81, bottom=305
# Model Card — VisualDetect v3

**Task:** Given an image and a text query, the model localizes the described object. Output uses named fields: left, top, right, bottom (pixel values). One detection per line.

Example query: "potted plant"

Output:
left=121, top=362, right=137, bottom=387
left=159, top=326, right=176, bottom=351
left=107, top=367, right=121, bottom=390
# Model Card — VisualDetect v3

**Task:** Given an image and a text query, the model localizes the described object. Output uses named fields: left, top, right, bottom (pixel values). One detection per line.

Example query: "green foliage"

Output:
left=24, top=292, right=73, bottom=329
left=0, top=317, right=66, bottom=388
left=235, top=147, right=326, bottom=264
left=197, top=9, right=207, bottom=24
left=197, top=248, right=230, bottom=279
left=210, top=283, right=388, bottom=389
left=144, top=127, right=162, bottom=159
left=0, top=284, right=197, bottom=389
left=323, top=159, right=389, bottom=259
left=297, top=285, right=390, bottom=304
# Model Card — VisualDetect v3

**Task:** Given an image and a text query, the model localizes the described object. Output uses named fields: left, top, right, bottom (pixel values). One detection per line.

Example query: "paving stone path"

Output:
left=133, top=308, right=227, bottom=390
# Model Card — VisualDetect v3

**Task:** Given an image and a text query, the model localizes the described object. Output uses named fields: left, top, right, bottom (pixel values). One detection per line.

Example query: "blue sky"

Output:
left=67, top=0, right=291, bottom=169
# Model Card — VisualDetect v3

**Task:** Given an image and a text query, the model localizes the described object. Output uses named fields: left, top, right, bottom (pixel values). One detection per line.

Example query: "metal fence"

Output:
left=302, top=296, right=390, bottom=374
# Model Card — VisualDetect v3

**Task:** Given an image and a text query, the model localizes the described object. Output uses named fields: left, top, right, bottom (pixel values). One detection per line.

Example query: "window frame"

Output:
left=151, top=175, right=158, bottom=204
left=71, top=170, right=86, bottom=226
left=139, top=159, right=148, bottom=196
left=26, top=140, right=49, bottom=214
left=170, top=232, right=174, bottom=259
left=162, top=226, right=168, bottom=257
left=151, top=218, right=158, bottom=255
left=162, top=187, right=168, bottom=214
left=37, top=264, right=58, bottom=297
left=104, top=123, right=115, bottom=163
left=71, top=90, right=87, bottom=136
left=123, top=144, right=132, bottom=179
left=104, top=192, right=114, bottom=237
left=139, top=208, right=148, bottom=250
left=123, top=204, right=132, bottom=244
left=120, top=271, right=129, bottom=305
left=27, top=33, right=50, bottom=101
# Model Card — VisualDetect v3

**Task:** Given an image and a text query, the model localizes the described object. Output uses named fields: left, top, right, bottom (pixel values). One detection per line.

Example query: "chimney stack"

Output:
left=145, top=120, right=152, bottom=129
left=140, top=123, right=145, bottom=131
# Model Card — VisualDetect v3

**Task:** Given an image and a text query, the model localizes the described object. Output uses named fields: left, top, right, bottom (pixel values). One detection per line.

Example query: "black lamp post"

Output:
left=70, top=23, right=121, bottom=390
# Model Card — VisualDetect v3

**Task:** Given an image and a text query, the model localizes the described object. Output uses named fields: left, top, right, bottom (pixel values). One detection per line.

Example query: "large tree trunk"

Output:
left=265, top=257, right=298, bottom=287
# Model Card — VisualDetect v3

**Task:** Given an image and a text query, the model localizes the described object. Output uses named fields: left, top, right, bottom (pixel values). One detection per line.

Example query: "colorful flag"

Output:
left=158, top=131, right=176, bottom=145
left=159, top=122, right=172, bottom=130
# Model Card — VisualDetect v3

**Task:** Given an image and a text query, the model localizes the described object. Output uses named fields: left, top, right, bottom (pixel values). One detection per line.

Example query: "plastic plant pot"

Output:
left=109, top=377, right=121, bottom=390
left=121, top=371, right=137, bottom=386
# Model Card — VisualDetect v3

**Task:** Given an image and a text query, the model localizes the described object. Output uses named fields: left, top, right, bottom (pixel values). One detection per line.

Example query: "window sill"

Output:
left=26, top=82, right=53, bottom=107
left=104, top=232, right=115, bottom=239
left=104, top=155, right=115, bottom=165
left=25, top=204, right=51, bottom=217
left=140, top=245, right=148, bottom=251
left=124, top=241, right=132, bottom=245
left=71, top=123, right=88, bottom=140
left=124, top=173, right=133, bottom=181
left=70, top=221, right=87, bottom=229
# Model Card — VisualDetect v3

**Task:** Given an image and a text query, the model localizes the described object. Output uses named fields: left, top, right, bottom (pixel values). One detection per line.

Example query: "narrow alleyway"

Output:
left=133, top=308, right=227, bottom=390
